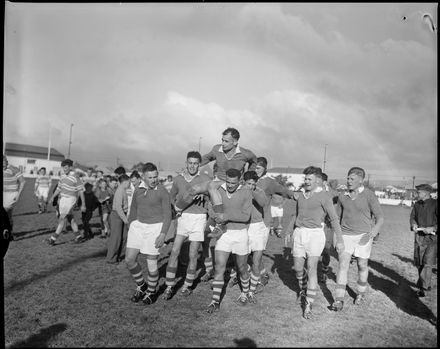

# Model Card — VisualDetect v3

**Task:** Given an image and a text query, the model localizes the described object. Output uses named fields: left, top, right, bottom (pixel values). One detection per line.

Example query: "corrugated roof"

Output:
left=5, top=142, right=65, bottom=161
left=267, top=167, right=304, bottom=174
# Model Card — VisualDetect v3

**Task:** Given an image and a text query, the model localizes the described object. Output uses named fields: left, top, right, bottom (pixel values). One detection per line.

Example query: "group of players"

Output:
left=3, top=126, right=436, bottom=320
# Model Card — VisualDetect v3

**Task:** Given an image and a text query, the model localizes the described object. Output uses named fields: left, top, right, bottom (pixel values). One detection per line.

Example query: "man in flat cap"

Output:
left=410, top=183, right=437, bottom=297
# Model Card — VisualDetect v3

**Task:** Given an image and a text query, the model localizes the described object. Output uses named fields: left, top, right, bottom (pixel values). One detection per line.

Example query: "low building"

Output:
left=4, top=142, right=65, bottom=177
left=266, top=167, right=305, bottom=190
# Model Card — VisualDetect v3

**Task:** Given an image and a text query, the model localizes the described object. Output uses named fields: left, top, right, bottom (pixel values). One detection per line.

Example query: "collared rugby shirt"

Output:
left=3, top=165, right=23, bottom=193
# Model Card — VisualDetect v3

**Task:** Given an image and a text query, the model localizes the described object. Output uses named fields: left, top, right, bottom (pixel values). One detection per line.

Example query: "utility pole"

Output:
left=323, top=144, right=328, bottom=172
left=67, top=123, right=74, bottom=159
left=47, top=126, right=52, bottom=160
left=412, top=176, right=415, bottom=189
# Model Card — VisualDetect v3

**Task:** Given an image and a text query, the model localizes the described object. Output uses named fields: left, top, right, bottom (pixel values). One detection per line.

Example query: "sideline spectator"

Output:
left=106, top=174, right=130, bottom=264
left=78, top=183, right=100, bottom=242
left=410, top=184, right=437, bottom=297
left=2, top=206, right=13, bottom=258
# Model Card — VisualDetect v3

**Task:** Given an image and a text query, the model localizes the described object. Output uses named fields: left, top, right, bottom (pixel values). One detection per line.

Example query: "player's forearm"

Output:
left=371, top=217, right=384, bottom=236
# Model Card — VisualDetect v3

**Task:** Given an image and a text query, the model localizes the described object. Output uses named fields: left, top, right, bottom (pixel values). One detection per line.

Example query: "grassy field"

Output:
left=3, top=179, right=437, bottom=347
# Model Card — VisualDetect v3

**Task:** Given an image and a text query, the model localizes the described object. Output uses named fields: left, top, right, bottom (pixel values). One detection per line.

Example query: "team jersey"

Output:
left=218, top=183, right=253, bottom=230
left=3, top=165, right=23, bottom=193
left=337, top=186, right=384, bottom=235
left=294, top=188, right=342, bottom=238
left=170, top=171, right=211, bottom=215
left=257, top=174, right=294, bottom=227
left=128, top=182, right=172, bottom=236
left=58, top=171, right=84, bottom=198
left=201, top=144, right=257, bottom=181
left=35, top=175, right=52, bottom=189
left=249, top=187, right=269, bottom=223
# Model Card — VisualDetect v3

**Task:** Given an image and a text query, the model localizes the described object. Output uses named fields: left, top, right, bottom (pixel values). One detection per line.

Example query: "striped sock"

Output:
left=204, top=257, right=213, bottom=273
left=357, top=280, right=368, bottom=295
left=249, top=272, right=260, bottom=292
left=147, top=270, right=159, bottom=293
left=212, top=280, right=224, bottom=303
left=184, top=268, right=196, bottom=288
left=306, top=288, right=318, bottom=304
left=335, top=283, right=346, bottom=301
left=240, top=276, right=250, bottom=293
left=128, top=263, right=146, bottom=287
left=165, top=266, right=177, bottom=287
left=296, top=269, right=308, bottom=292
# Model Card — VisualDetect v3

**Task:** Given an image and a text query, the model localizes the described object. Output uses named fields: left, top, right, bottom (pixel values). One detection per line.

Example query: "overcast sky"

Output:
left=3, top=2, right=437, bottom=182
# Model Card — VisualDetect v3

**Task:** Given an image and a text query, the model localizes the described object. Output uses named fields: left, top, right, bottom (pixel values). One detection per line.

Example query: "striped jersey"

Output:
left=58, top=171, right=84, bottom=198
left=35, top=175, right=52, bottom=189
left=3, top=165, right=23, bottom=193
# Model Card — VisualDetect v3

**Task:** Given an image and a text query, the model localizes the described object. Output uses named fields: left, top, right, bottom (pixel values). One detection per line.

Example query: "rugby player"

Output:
left=206, top=168, right=253, bottom=313
left=163, top=151, right=211, bottom=299
left=46, top=159, right=86, bottom=245
left=330, top=167, right=384, bottom=311
left=125, top=162, right=172, bottom=305
left=242, top=170, right=269, bottom=302
left=3, top=154, right=25, bottom=229
left=174, top=128, right=257, bottom=238
left=34, top=167, right=52, bottom=213
left=285, top=166, right=344, bottom=319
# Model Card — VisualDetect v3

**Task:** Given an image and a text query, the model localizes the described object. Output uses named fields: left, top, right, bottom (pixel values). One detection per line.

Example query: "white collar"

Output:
left=221, top=182, right=242, bottom=193
left=258, top=173, right=269, bottom=180
left=139, top=181, right=157, bottom=191
left=344, top=185, right=365, bottom=196
left=182, top=169, right=200, bottom=182
left=302, top=186, right=322, bottom=198
left=218, top=144, right=241, bottom=154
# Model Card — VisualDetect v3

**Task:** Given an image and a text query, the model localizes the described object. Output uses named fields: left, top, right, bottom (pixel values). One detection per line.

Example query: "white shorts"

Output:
left=127, top=220, right=163, bottom=255
left=36, top=187, right=50, bottom=200
left=292, top=226, right=326, bottom=258
left=215, top=228, right=249, bottom=256
left=3, top=191, right=18, bottom=210
left=58, top=196, right=77, bottom=218
left=176, top=213, right=206, bottom=242
left=340, top=233, right=373, bottom=259
left=271, top=206, right=283, bottom=218
left=248, top=221, right=270, bottom=252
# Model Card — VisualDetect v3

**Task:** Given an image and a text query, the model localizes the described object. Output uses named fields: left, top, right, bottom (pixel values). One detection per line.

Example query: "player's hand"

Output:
left=412, top=224, right=418, bottom=232
left=335, top=241, right=345, bottom=254
left=155, top=233, right=166, bottom=249
left=80, top=205, right=86, bottom=213
left=214, top=213, right=227, bottom=225
left=359, top=232, right=372, bottom=246
left=423, top=227, right=434, bottom=235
